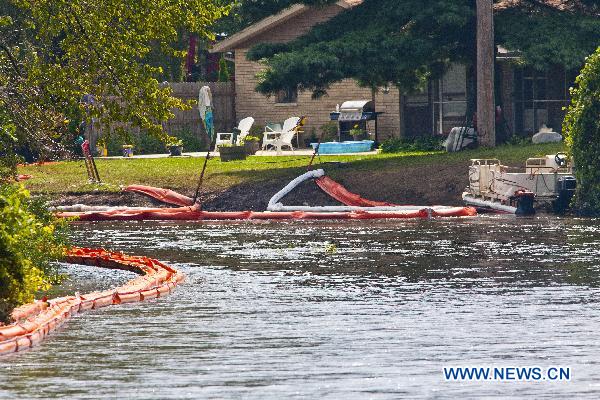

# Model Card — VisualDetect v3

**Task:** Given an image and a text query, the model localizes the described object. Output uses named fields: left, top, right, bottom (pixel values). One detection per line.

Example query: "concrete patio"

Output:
left=100, top=149, right=379, bottom=159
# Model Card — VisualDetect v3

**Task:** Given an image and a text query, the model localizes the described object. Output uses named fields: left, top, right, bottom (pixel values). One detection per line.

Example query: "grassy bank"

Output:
left=18, top=142, right=565, bottom=209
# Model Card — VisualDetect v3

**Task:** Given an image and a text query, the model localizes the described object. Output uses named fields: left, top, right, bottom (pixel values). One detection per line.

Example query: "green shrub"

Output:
left=564, top=46, right=600, bottom=214
left=319, top=122, right=338, bottom=142
left=506, top=134, right=532, bottom=146
left=249, top=125, right=265, bottom=142
left=100, top=133, right=161, bottom=156
left=0, top=184, right=66, bottom=322
left=380, top=136, right=443, bottom=153
left=100, top=129, right=208, bottom=155
left=135, top=133, right=166, bottom=154
left=0, top=121, right=21, bottom=179
left=172, top=129, right=206, bottom=152
left=218, top=55, right=231, bottom=82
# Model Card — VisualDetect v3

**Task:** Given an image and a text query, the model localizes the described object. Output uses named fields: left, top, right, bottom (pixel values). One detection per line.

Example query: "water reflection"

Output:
left=1, top=216, right=600, bottom=398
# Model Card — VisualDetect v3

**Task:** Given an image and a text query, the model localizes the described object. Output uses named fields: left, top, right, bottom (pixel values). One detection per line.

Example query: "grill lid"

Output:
left=339, top=100, right=374, bottom=121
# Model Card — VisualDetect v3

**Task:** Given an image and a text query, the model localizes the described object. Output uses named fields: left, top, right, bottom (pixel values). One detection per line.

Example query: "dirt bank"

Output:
left=50, top=160, right=472, bottom=210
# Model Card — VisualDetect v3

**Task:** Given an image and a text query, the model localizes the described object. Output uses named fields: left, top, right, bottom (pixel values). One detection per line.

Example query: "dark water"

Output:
left=1, top=216, right=600, bottom=399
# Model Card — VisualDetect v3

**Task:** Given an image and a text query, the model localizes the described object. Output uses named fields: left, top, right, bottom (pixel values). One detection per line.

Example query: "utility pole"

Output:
left=476, top=0, right=496, bottom=147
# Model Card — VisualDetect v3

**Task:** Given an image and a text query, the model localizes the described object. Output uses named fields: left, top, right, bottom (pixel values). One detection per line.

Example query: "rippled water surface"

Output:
left=2, top=216, right=600, bottom=399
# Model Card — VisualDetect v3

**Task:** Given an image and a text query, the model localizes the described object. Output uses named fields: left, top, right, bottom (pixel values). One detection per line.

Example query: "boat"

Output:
left=462, top=153, right=576, bottom=215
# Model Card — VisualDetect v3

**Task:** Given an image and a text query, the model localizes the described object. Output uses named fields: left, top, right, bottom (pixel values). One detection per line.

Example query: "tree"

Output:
left=0, top=185, right=66, bottom=322
left=216, top=0, right=331, bottom=35
left=218, top=55, right=231, bottom=82
left=0, top=0, right=229, bottom=173
left=564, top=46, right=600, bottom=214
left=245, top=0, right=600, bottom=99
left=0, top=0, right=228, bottom=320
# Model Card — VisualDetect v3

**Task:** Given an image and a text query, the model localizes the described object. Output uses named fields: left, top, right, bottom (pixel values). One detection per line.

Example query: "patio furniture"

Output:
left=215, top=117, right=255, bottom=147
left=262, top=117, right=301, bottom=151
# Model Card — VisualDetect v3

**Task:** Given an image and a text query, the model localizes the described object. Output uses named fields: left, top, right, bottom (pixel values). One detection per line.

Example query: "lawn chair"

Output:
left=216, top=117, right=255, bottom=147
left=262, top=117, right=301, bottom=151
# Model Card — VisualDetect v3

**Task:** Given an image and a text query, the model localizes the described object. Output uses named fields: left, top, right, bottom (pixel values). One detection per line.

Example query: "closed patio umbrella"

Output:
left=198, top=85, right=214, bottom=142
left=194, top=86, right=216, bottom=205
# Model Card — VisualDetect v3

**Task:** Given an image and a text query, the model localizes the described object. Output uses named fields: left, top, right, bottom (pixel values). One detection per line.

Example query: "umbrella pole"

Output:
left=307, top=139, right=321, bottom=171
left=192, top=133, right=216, bottom=208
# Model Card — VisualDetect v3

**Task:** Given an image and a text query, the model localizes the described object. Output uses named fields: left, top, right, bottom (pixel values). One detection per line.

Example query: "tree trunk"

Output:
left=476, top=0, right=496, bottom=147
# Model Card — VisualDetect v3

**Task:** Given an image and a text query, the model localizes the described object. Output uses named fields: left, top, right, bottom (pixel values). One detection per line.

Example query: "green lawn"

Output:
left=18, top=142, right=566, bottom=195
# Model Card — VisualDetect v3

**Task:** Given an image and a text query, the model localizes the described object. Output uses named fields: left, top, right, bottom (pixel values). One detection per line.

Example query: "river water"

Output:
left=1, top=216, right=600, bottom=399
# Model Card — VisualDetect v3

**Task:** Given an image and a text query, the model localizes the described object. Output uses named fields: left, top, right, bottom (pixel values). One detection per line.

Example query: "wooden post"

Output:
left=476, top=0, right=496, bottom=147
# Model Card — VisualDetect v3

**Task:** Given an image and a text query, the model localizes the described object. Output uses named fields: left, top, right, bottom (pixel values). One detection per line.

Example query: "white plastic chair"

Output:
left=216, top=117, right=255, bottom=146
left=262, top=117, right=301, bottom=151
left=273, top=130, right=297, bottom=155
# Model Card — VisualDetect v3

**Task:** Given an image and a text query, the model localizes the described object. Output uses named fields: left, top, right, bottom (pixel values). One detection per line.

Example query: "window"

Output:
left=432, top=64, right=468, bottom=135
left=276, top=86, right=298, bottom=104
left=403, top=64, right=467, bottom=137
left=514, top=67, right=572, bottom=134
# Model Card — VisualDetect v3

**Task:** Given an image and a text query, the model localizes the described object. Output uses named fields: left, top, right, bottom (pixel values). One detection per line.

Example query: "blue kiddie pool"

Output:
left=311, top=140, right=374, bottom=154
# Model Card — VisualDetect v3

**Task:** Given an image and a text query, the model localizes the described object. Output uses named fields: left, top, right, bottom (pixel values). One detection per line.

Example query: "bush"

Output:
left=319, top=122, right=338, bottom=142
left=100, top=129, right=208, bottom=155
left=0, top=184, right=66, bottom=322
left=505, top=134, right=532, bottom=146
left=101, top=133, right=165, bottom=156
left=248, top=125, right=265, bottom=142
left=218, top=55, right=231, bottom=82
left=171, top=129, right=206, bottom=152
left=564, top=47, right=600, bottom=214
left=380, top=136, right=443, bottom=153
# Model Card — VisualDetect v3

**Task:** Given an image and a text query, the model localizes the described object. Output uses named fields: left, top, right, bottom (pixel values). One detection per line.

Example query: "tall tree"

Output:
left=0, top=0, right=229, bottom=173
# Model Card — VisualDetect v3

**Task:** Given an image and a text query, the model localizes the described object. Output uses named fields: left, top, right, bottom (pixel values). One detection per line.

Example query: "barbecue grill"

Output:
left=330, top=100, right=383, bottom=142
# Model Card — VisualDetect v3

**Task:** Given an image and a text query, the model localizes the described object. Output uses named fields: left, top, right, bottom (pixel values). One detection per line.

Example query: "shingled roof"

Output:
left=211, top=0, right=364, bottom=53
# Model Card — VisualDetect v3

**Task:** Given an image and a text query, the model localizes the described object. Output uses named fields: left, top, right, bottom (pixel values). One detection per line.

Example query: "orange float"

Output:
left=0, top=247, right=184, bottom=356
left=57, top=206, right=476, bottom=221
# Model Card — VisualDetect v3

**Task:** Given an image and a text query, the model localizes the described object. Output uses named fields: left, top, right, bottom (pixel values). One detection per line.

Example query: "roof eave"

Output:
left=210, top=4, right=308, bottom=53
left=210, top=0, right=363, bottom=53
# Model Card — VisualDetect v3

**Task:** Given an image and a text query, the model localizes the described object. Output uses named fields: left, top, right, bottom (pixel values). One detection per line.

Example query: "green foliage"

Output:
left=0, top=184, right=66, bottom=322
left=319, top=121, right=338, bottom=141
left=247, top=124, right=265, bottom=142
left=496, top=9, right=600, bottom=71
left=0, top=0, right=229, bottom=167
left=165, top=136, right=184, bottom=147
left=103, top=133, right=165, bottom=156
left=218, top=55, right=231, bottom=82
left=0, top=117, right=21, bottom=179
left=242, top=135, right=260, bottom=143
left=170, top=129, right=206, bottom=152
left=505, top=134, right=532, bottom=146
left=246, top=0, right=600, bottom=97
left=215, top=0, right=331, bottom=35
left=101, top=129, right=206, bottom=155
left=564, top=46, right=600, bottom=214
left=380, top=136, right=443, bottom=153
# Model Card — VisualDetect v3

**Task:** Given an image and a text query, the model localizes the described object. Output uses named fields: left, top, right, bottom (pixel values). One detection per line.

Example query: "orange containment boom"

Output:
left=57, top=205, right=476, bottom=221
left=55, top=169, right=477, bottom=221
left=315, top=176, right=399, bottom=207
left=125, top=185, right=194, bottom=207
left=0, top=247, right=184, bottom=356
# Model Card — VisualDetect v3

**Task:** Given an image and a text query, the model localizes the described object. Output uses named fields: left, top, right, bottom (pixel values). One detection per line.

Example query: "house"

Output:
left=211, top=0, right=578, bottom=143
left=210, top=0, right=402, bottom=142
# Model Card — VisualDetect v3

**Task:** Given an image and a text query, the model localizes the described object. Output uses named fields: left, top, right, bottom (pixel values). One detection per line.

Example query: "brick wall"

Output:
left=232, top=5, right=401, bottom=143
